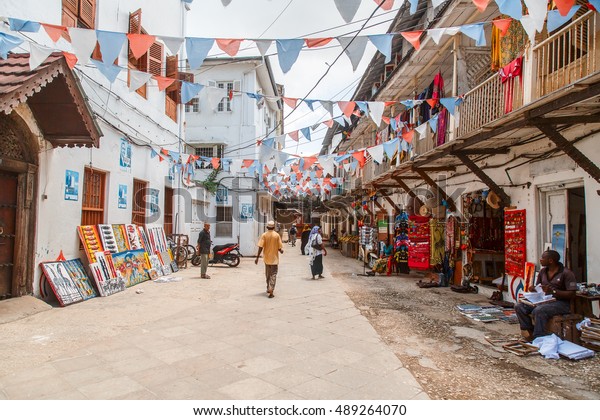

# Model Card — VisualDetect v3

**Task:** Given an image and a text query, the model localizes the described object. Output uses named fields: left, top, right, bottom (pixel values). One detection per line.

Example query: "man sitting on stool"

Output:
left=515, top=250, right=577, bottom=341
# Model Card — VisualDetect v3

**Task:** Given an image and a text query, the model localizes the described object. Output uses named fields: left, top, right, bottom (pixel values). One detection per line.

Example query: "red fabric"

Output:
left=42, top=23, right=68, bottom=43
left=153, top=76, right=176, bottom=91
left=127, top=34, right=156, bottom=59
left=338, top=101, right=356, bottom=118
left=323, top=119, right=334, bottom=128
left=305, top=38, right=333, bottom=48
left=216, top=39, right=242, bottom=56
left=62, top=52, right=78, bottom=69
left=302, top=156, right=318, bottom=170
left=402, top=130, right=414, bottom=144
left=555, top=0, right=576, bottom=16
left=282, top=97, right=297, bottom=108
left=499, top=56, right=523, bottom=113
left=288, top=130, right=299, bottom=142
left=400, top=31, right=422, bottom=50
left=375, top=0, right=394, bottom=10
left=493, top=18, right=512, bottom=37
left=211, top=158, right=220, bottom=169
left=472, top=0, right=491, bottom=12
left=352, top=151, right=366, bottom=168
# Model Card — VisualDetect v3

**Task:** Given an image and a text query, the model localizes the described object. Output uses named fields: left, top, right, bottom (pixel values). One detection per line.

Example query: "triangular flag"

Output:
left=69, top=27, right=97, bottom=65
left=415, top=122, right=428, bottom=138
left=383, top=138, right=399, bottom=158
left=356, top=101, right=369, bottom=115
left=42, top=23, right=68, bottom=43
left=96, top=30, right=126, bottom=64
left=211, top=158, right=220, bottom=170
left=62, top=52, right=78, bottom=69
left=216, top=38, right=242, bottom=56
left=255, top=39, right=272, bottom=56
left=283, top=97, right=297, bottom=108
left=276, top=39, right=304, bottom=73
left=338, top=101, right=356, bottom=118
left=129, top=69, right=152, bottom=92
left=402, top=130, right=414, bottom=144
left=368, top=144, right=384, bottom=164
left=334, top=0, right=361, bottom=23
left=352, top=150, right=366, bottom=168
left=90, top=59, right=121, bottom=83
left=302, top=156, right=317, bottom=170
left=367, top=101, right=385, bottom=126
left=288, top=130, right=299, bottom=142
left=221, top=0, right=232, bottom=6
left=181, top=81, right=203, bottom=104
left=186, top=37, right=214, bottom=69
left=323, top=119, right=334, bottom=128
left=401, top=31, right=423, bottom=50
left=320, top=100, right=334, bottom=116
left=439, top=97, right=457, bottom=116
left=429, top=114, right=439, bottom=133
left=408, top=0, right=419, bottom=14
left=338, top=36, right=369, bottom=71
left=426, top=98, right=438, bottom=108
left=8, top=18, right=41, bottom=33
left=368, top=34, right=394, bottom=63
left=495, top=0, right=522, bottom=20
left=152, top=76, right=176, bottom=91
left=127, top=33, right=156, bottom=59
left=492, top=18, right=512, bottom=37
left=460, top=23, right=486, bottom=47
left=305, top=38, right=333, bottom=48
left=428, top=28, right=446, bottom=45
left=524, top=0, right=548, bottom=32
left=547, top=6, right=580, bottom=33
left=300, top=127, right=312, bottom=141
left=589, top=0, right=600, bottom=11
left=382, top=116, right=390, bottom=125
left=472, top=0, right=491, bottom=13
left=375, top=0, right=395, bottom=11
left=519, top=16, right=537, bottom=43
left=160, top=36, right=184, bottom=55
left=204, top=86, right=228, bottom=111
left=28, top=43, right=53, bottom=71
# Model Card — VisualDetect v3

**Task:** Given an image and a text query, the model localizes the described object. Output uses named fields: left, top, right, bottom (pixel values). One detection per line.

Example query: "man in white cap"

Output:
left=255, top=220, right=284, bottom=298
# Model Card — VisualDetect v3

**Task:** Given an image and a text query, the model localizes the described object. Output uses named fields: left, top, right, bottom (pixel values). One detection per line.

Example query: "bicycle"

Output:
left=166, top=234, right=189, bottom=267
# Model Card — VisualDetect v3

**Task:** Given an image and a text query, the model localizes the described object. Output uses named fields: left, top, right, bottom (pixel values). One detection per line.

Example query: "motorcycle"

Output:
left=192, top=243, right=242, bottom=267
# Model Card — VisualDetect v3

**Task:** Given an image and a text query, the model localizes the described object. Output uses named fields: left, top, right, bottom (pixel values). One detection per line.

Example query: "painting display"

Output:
left=124, top=224, right=143, bottom=249
left=158, top=250, right=173, bottom=275
left=112, top=249, right=150, bottom=287
left=240, top=203, right=253, bottom=221
left=64, top=170, right=79, bottom=201
left=63, top=259, right=96, bottom=300
left=90, top=251, right=126, bottom=297
left=98, top=224, right=119, bottom=253
left=147, top=226, right=168, bottom=253
left=77, top=225, right=104, bottom=263
left=40, top=261, right=84, bottom=306
left=112, top=224, right=128, bottom=252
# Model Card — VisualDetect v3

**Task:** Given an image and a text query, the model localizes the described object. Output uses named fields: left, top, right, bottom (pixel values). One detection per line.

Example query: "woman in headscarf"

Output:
left=305, top=226, right=327, bottom=279
left=300, top=224, right=311, bottom=255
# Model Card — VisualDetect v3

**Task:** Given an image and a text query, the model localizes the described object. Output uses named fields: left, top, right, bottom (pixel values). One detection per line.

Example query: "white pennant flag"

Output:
left=255, top=40, right=272, bottom=57
left=519, top=16, right=537, bottom=43
left=524, top=0, right=548, bottom=32
left=332, top=133, right=343, bottom=151
left=367, top=101, right=385, bottom=126
left=334, top=0, right=361, bottom=23
left=432, top=0, right=446, bottom=6
left=343, top=162, right=351, bottom=172
left=29, top=43, right=53, bottom=70
left=428, top=28, right=445, bottom=45
left=275, top=134, right=286, bottom=149
left=69, top=27, right=97, bottom=65
left=230, top=159, right=243, bottom=174
left=320, top=100, right=334, bottom=116
left=160, top=36, right=184, bottom=55
left=337, top=36, right=369, bottom=72
left=415, top=122, right=429, bottom=138
left=129, top=69, right=152, bottom=92
left=204, top=86, right=228, bottom=111
left=367, top=144, right=384, bottom=164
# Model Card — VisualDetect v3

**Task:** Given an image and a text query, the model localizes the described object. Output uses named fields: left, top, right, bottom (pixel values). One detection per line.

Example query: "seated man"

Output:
left=515, top=250, right=577, bottom=341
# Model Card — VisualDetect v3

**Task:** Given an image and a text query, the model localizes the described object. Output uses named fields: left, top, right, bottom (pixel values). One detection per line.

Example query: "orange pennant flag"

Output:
left=216, top=39, right=242, bottom=56
left=62, top=52, right=78, bottom=69
left=323, top=119, right=334, bottom=128
left=555, top=0, right=576, bottom=16
left=338, top=101, right=356, bottom=118
left=153, top=76, right=176, bottom=91
left=289, top=130, right=299, bottom=142
left=42, top=23, right=68, bottom=43
left=384, top=101, right=397, bottom=106
left=402, top=130, right=415, bottom=144
left=305, top=38, right=333, bottom=48
left=374, top=0, right=394, bottom=11
left=127, top=34, right=156, bottom=59
left=352, top=151, right=366, bottom=169
left=283, top=97, right=297, bottom=108
left=242, top=159, right=254, bottom=168
left=472, top=0, right=491, bottom=12
left=316, top=169, right=323, bottom=178
left=492, top=18, right=512, bottom=37
left=211, top=157, right=220, bottom=170
left=426, top=98, right=438, bottom=108
left=401, top=31, right=423, bottom=51
left=303, top=156, right=318, bottom=170
left=381, top=116, right=390, bottom=125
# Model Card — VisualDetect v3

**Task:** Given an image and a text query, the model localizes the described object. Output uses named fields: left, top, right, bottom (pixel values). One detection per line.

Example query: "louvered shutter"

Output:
left=63, top=0, right=78, bottom=15
left=166, top=55, right=179, bottom=101
left=79, top=0, right=96, bottom=29
left=62, top=7, right=77, bottom=27
left=128, top=9, right=142, bottom=66
left=148, top=42, right=163, bottom=76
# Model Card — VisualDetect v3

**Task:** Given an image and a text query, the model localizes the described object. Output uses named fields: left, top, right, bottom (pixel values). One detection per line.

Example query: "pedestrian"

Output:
left=289, top=225, right=297, bottom=247
left=306, top=225, right=327, bottom=279
left=255, top=220, right=284, bottom=298
left=197, top=222, right=211, bottom=279
left=300, top=224, right=311, bottom=255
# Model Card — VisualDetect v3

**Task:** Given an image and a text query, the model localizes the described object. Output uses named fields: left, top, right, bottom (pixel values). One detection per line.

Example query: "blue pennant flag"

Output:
left=383, top=138, right=399, bottom=158
left=186, top=37, right=214, bottom=70
left=429, top=114, right=439, bottom=133
left=304, top=99, right=317, bottom=111
left=460, top=24, right=486, bottom=47
left=400, top=100, right=414, bottom=109
left=150, top=149, right=159, bottom=159
left=181, top=81, right=203, bottom=105
left=8, top=18, right=41, bottom=33
left=333, top=116, right=348, bottom=127
left=495, top=0, right=522, bottom=20
left=170, top=151, right=181, bottom=163
left=408, top=0, right=418, bottom=14
left=262, top=137, right=275, bottom=149
left=300, top=127, right=311, bottom=142
left=0, top=32, right=24, bottom=59
left=547, top=6, right=580, bottom=33
left=90, top=59, right=121, bottom=83
left=221, top=158, right=231, bottom=172
left=355, top=101, right=369, bottom=115
left=368, top=34, right=394, bottom=63
left=400, top=140, right=409, bottom=152
left=246, top=92, right=263, bottom=101
left=439, top=98, right=457, bottom=116
left=96, top=30, right=126, bottom=64
left=276, top=39, right=304, bottom=74
left=390, top=117, right=397, bottom=131
left=590, top=0, right=600, bottom=12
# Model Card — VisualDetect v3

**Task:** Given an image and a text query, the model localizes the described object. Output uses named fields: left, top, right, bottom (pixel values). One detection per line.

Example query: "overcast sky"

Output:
left=187, top=0, right=402, bottom=156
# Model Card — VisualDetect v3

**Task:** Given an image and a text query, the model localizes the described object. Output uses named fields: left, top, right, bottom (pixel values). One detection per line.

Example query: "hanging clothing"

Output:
left=491, top=23, right=502, bottom=71
left=499, top=56, right=523, bottom=113
left=433, top=72, right=447, bottom=146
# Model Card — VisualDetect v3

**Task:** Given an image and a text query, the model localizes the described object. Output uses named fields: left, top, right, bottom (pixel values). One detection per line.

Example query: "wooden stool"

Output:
left=544, top=313, right=583, bottom=343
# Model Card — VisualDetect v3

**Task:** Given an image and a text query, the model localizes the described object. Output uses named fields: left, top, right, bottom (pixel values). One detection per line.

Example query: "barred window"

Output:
left=216, top=206, right=233, bottom=238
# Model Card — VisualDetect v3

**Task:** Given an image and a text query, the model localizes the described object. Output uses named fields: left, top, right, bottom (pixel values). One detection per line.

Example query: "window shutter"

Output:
left=79, top=0, right=96, bottom=29
left=128, top=9, right=143, bottom=66
left=148, top=42, right=163, bottom=76
left=166, top=55, right=179, bottom=101
left=62, top=7, right=77, bottom=27
left=233, top=80, right=241, bottom=96
left=63, top=0, right=78, bottom=15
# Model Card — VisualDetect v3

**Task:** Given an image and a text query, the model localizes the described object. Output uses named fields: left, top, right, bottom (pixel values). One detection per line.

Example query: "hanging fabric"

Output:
left=499, top=56, right=523, bottom=114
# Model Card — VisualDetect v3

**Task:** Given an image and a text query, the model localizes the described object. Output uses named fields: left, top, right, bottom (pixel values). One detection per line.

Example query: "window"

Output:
left=216, top=206, right=233, bottom=237
left=217, top=81, right=233, bottom=112
left=81, top=167, right=105, bottom=225
left=164, top=187, right=174, bottom=236
left=132, top=179, right=148, bottom=226
left=62, top=0, right=95, bottom=29
left=185, top=98, right=199, bottom=113
left=195, top=145, right=224, bottom=169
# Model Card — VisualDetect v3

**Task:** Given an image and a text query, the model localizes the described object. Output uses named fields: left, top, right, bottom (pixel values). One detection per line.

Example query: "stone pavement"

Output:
left=0, top=243, right=428, bottom=400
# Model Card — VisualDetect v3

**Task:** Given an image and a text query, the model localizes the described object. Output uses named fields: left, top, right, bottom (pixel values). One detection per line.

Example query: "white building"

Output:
left=0, top=0, right=191, bottom=299
left=184, top=57, right=283, bottom=256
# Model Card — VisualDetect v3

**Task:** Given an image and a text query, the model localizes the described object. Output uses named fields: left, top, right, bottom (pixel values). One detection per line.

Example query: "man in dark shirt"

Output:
left=515, top=250, right=577, bottom=341
left=197, top=223, right=211, bottom=279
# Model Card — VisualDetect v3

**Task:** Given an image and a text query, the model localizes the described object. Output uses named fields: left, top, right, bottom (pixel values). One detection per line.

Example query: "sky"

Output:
left=186, top=0, right=403, bottom=156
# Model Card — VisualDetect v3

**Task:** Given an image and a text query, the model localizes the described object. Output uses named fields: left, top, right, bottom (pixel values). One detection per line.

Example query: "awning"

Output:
left=0, top=53, right=102, bottom=148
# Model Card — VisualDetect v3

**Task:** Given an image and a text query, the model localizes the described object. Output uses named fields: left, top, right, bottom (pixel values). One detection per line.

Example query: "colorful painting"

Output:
left=64, top=170, right=79, bottom=201
left=124, top=224, right=143, bottom=249
left=137, top=226, right=150, bottom=250
left=552, top=224, right=566, bottom=264
left=158, top=250, right=173, bottom=275
left=92, top=251, right=125, bottom=296
left=40, top=262, right=83, bottom=306
left=112, top=249, right=150, bottom=287
left=119, top=139, right=131, bottom=171
left=147, top=226, right=168, bottom=253
left=112, top=224, right=128, bottom=252
left=63, top=259, right=96, bottom=300
left=98, top=224, right=119, bottom=253
left=77, top=225, right=103, bottom=263
left=524, top=262, right=536, bottom=293
left=148, top=254, right=164, bottom=277
left=118, top=184, right=128, bottom=209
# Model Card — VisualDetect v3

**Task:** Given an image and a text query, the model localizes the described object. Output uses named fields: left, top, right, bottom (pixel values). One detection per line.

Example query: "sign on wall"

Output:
left=240, top=203, right=253, bottom=221
left=64, top=170, right=79, bottom=201
left=216, top=186, right=228, bottom=204
left=119, top=139, right=131, bottom=172
left=552, top=224, right=566, bottom=264
left=148, top=188, right=159, bottom=215
left=118, top=185, right=128, bottom=209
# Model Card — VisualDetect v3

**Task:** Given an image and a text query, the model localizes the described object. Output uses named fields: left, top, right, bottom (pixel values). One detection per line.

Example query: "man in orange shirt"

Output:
left=255, top=221, right=284, bottom=298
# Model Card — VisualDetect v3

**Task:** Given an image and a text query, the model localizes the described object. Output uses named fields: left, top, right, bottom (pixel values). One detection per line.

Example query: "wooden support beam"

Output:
left=535, top=124, right=600, bottom=183
left=416, top=166, right=456, bottom=172
left=381, top=193, right=402, bottom=214
left=392, top=176, right=423, bottom=208
left=530, top=115, right=600, bottom=125
left=374, top=199, right=385, bottom=212
left=455, top=153, right=511, bottom=206
left=452, top=148, right=509, bottom=155
left=414, top=169, right=457, bottom=212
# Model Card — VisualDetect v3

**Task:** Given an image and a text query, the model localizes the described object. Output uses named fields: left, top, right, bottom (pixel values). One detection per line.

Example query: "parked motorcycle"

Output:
left=192, top=243, right=242, bottom=267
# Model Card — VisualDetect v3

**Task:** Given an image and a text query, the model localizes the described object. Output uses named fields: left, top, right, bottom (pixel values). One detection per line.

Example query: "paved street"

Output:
left=0, top=245, right=427, bottom=400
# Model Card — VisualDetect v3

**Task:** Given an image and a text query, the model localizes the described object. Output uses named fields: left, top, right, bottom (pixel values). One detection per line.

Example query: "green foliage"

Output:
left=198, top=168, right=221, bottom=195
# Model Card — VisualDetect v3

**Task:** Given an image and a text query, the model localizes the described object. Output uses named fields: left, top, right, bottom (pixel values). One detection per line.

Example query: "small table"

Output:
left=575, top=293, right=600, bottom=318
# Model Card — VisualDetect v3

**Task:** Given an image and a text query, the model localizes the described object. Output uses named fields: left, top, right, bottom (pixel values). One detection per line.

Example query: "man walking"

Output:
left=255, top=221, right=284, bottom=298
left=289, top=225, right=297, bottom=247
left=197, top=223, right=211, bottom=279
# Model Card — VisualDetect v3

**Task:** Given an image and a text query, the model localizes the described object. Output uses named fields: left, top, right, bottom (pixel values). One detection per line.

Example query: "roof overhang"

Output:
left=0, top=53, right=102, bottom=148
